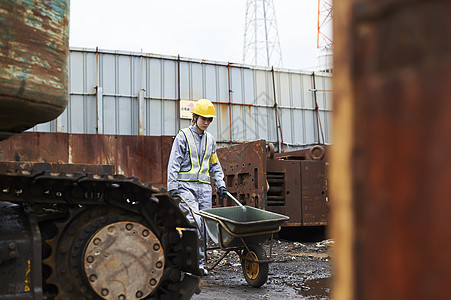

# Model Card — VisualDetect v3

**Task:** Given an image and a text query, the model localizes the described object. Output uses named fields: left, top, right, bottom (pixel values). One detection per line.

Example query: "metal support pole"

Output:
left=271, top=67, right=284, bottom=152
left=96, top=86, right=103, bottom=134
left=177, top=55, right=181, bottom=131
left=95, top=47, right=103, bottom=134
left=227, top=63, right=233, bottom=145
left=312, top=72, right=325, bottom=144
left=138, top=89, right=145, bottom=135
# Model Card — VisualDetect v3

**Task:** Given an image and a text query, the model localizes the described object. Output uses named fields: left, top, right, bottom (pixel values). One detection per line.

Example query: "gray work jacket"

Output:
left=167, top=125, right=225, bottom=192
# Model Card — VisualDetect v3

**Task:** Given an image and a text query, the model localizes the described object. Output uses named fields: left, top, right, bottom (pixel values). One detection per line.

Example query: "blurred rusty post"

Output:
left=331, top=0, right=451, bottom=300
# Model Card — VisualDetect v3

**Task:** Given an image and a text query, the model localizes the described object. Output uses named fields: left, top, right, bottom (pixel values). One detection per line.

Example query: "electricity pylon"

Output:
left=242, top=0, right=283, bottom=67
left=317, top=0, right=333, bottom=72
left=317, top=0, right=333, bottom=49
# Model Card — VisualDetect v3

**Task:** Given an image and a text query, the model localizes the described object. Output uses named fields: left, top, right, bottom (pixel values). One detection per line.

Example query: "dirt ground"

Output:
left=192, top=229, right=333, bottom=300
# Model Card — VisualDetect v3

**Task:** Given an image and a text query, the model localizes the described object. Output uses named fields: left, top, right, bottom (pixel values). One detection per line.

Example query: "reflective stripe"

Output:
left=178, top=128, right=213, bottom=183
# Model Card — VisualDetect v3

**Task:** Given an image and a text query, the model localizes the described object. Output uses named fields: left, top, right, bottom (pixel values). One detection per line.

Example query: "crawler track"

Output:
left=0, top=168, right=200, bottom=299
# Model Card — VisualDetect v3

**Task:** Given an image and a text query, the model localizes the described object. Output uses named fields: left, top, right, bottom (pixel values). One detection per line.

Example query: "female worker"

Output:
left=167, top=98, right=227, bottom=275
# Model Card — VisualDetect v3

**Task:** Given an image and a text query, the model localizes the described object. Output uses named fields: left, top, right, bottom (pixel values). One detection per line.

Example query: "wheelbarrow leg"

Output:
left=206, top=250, right=230, bottom=271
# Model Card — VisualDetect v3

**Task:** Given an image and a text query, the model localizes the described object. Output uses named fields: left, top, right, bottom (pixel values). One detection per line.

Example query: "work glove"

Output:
left=170, top=190, right=179, bottom=198
left=218, top=187, right=227, bottom=200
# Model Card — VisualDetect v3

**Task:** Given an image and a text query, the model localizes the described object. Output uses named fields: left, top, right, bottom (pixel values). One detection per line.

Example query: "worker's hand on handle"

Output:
left=170, top=190, right=180, bottom=198
left=218, top=186, right=227, bottom=200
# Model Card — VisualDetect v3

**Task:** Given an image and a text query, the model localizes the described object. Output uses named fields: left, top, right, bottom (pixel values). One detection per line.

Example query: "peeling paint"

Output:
left=0, top=0, right=69, bottom=140
left=24, top=260, right=31, bottom=292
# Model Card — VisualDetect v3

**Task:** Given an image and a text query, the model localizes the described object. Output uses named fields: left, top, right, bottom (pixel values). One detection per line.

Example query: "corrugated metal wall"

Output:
left=32, top=48, right=332, bottom=150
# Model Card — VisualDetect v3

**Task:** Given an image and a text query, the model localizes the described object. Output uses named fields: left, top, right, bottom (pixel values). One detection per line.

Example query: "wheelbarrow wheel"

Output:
left=241, top=244, right=269, bottom=287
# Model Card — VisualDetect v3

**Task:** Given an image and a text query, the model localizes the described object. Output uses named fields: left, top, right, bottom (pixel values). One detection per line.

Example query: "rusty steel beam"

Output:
left=331, top=1, right=451, bottom=300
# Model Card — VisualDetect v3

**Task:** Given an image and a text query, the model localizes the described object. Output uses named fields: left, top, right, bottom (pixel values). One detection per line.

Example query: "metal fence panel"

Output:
left=304, top=110, right=317, bottom=145
left=205, top=64, right=217, bottom=101
left=31, top=48, right=332, bottom=150
left=243, top=68, right=254, bottom=105
left=103, top=96, right=117, bottom=134
left=291, top=73, right=302, bottom=107
left=293, top=109, right=305, bottom=145
left=147, top=99, right=162, bottom=136
left=162, top=59, right=177, bottom=100
left=280, top=107, right=292, bottom=144
left=118, top=55, right=131, bottom=96
left=216, top=104, right=229, bottom=142
left=149, top=58, right=163, bottom=99
left=218, top=65, right=229, bottom=103
left=102, top=54, right=116, bottom=95
left=69, top=51, right=84, bottom=92
left=254, top=69, right=271, bottom=106
left=230, top=67, right=243, bottom=103
left=278, top=72, right=291, bottom=107
left=302, top=74, right=315, bottom=109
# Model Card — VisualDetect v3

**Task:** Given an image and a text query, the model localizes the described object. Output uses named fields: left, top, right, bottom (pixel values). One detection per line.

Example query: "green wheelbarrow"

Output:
left=181, top=192, right=289, bottom=287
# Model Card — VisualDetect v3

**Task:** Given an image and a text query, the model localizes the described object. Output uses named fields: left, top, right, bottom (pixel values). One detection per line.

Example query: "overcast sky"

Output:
left=70, top=0, right=320, bottom=70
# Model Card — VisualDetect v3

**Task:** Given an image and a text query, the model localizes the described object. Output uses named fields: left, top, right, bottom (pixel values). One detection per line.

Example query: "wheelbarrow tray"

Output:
left=198, top=206, right=289, bottom=249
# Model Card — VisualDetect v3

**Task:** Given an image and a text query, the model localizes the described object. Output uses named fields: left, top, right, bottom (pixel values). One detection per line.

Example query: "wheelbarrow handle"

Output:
left=225, top=191, right=244, bottom=207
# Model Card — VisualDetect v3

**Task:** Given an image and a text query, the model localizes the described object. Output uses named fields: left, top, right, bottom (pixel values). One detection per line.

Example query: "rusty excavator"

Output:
left=0, top=1, right=201, bottom=299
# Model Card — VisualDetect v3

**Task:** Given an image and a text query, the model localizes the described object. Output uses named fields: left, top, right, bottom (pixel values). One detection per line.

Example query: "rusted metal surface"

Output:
left=0, top=162, right=114, bottom=175
left=332, top=0, right=451, bottom=300
left=275, top=145, right=329, bottom=161
left=213, top=140, right=268, bottom=208
left=84, top=221, right=165, bottom=299
left=0, top=132, right=174, bottom=188
left=0, top=132, right=69, bottom=162
left=266, top=159, right=328, bottom=226
left=0, top=132, right=328, bottom=226
left=0, top=0, right=69, bottom=140
left=299, top=160, right=328, bottom=225
left=216, top=140, right=328, bottom=227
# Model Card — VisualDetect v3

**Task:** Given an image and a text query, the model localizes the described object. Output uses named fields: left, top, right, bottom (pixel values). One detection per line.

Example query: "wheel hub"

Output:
left=84, top=221, right=165, bottom=299
left=244, top=251, right=259, bottom=280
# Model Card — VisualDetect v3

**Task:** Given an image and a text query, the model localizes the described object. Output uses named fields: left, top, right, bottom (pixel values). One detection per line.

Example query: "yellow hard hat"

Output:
left=192, top=99, right=216, bottom=118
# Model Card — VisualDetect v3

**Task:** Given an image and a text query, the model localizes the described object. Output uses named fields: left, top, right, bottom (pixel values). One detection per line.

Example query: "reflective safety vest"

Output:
left=177, top=128, right=213, bottom=184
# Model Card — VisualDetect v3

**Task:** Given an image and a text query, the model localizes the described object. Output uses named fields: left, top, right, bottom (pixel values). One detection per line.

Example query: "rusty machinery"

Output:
left=0, top=1, right=200, bottom=299
left=213, top=140, right=328, bottom=227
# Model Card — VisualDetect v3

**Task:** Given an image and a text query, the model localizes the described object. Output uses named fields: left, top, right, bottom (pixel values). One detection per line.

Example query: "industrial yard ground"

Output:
left=192, top=227, right=333, bottom=300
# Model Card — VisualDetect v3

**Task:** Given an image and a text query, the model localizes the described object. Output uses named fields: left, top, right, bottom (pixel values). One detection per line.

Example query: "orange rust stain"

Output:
left=220, top=104, right=228, bottom=119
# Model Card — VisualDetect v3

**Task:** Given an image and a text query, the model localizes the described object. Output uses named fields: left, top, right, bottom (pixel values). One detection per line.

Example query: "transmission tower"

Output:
left=317, top=0, right=333, bottom=49
left=317, top=0, right=333, bottom=72
left=242, top=0, right=283, bottom=67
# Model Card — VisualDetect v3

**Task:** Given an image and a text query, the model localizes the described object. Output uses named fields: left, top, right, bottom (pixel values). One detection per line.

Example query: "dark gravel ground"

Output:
left=191, top=235, right=333, bottom=300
